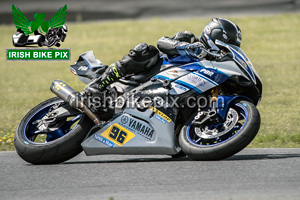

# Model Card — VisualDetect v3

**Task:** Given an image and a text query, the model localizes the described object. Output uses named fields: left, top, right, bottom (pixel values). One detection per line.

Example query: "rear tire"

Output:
left=14, top=97, right=94, bottom=164
left=179, top=100, right=260, bottom=161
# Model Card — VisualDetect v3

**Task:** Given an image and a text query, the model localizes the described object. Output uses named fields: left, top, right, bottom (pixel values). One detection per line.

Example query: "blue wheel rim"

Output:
left=186, top=103, right=248, bottom=147
left=23, top=99, right=82, bottom=144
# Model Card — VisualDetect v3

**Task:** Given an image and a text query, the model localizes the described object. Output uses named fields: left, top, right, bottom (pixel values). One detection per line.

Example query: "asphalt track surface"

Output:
left=1, top=148, right=300, bottom=200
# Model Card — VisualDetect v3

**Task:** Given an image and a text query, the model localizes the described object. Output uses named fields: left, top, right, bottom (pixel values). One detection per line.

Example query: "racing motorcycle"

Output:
left=14, top=40, right=262, bottom=164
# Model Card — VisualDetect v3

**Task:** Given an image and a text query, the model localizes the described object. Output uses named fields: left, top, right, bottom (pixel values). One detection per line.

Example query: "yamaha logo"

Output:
left=121, top=116, right=129, bottom=124
left=119, top=115, right=154, bottom=140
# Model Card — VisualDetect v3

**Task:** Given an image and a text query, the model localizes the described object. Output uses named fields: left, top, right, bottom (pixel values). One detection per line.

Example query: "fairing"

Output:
left=154, top=41, right=262, bottom=104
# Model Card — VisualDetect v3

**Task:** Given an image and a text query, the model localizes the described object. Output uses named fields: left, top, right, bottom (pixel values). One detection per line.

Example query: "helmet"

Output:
left=200, top=18, right=242, bottom=49
left=62, top=25, right=68, bottom=34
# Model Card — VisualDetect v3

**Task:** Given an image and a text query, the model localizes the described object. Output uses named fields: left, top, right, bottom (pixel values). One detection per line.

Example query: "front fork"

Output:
left=211, top=86, right=219, bottom=111
left=193, top=87, right=220, bottom=126
left=193, top=85, right=253, bottom=126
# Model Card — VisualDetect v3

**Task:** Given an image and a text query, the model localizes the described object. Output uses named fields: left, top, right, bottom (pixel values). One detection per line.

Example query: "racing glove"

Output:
left=177, top=42, right=207, bottom=59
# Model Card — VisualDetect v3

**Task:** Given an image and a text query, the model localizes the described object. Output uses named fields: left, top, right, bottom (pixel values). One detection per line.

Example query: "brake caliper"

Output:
left=32, top=103, right=64, bottom=132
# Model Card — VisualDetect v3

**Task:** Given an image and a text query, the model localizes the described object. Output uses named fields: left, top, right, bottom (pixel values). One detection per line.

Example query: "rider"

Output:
left=44, top=25, right=68, bottom=47
left=85, top=18, right=242, bottom=94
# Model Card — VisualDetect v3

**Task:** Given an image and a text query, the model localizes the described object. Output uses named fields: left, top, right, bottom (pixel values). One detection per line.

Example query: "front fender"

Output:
left=217, top=95, right=253, bottom=120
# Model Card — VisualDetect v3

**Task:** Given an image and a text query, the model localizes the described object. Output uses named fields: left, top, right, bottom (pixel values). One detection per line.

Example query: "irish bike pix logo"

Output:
left=7, top=4, right=70, bottom=61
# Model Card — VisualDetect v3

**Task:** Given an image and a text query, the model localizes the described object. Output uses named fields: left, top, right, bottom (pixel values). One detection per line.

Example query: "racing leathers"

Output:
left=85, top=31, right=209, bottom=94
left=85, top=43, right=162, bottom=94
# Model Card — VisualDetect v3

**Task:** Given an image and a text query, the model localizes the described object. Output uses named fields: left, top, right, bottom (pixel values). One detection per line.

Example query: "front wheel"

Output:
left=14, top=97, right=94, bottom=164
left=179, top=99, right=260, bottom=161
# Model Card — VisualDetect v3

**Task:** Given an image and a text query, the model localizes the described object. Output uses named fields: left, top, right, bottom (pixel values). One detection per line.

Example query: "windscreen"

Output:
left=227, top=44, right=261, bottom=85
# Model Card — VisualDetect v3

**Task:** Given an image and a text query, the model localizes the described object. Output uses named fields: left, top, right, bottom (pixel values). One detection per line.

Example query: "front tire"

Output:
left=179, top=100, right=260, bottom=161
left=14, top=97, right=94, bottom=164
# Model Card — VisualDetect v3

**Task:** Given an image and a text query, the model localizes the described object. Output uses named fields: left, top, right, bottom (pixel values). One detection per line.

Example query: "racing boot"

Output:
left=84, top=61, right=125, bottom=95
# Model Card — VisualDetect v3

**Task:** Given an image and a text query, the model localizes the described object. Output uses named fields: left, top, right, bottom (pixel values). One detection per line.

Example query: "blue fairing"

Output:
left=217, top=95, right=253, bottom=120
left=215, top=40, right=259, bottom=85
left=173, top=62, right=230, bottom=94
left=229, top=47, right=256, bottom=84
left=177, top=62, right=203, bottom=71
left=163, top=55, right=199, bottom=65
left=157, top=58, right=231, bottom=95
left=184, top=62, right=230, bottom=84
left=154, top=74, right=173, bottom=81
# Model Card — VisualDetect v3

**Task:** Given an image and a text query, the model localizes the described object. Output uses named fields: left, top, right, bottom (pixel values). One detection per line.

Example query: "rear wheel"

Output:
left=179, top=99, right=260, bottom=160
left=14, top=97, right=94, bottom=164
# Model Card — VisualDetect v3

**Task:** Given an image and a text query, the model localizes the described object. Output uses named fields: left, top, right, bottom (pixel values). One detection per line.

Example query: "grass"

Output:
left=0, top=14, right=300, bottom=150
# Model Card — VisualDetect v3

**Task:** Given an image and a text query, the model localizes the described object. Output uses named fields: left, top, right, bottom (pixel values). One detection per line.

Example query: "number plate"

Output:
left=101, top=124, right=135, bottom=146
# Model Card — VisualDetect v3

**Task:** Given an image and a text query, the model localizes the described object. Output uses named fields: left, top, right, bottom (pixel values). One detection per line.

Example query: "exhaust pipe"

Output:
left=50, top=80, right=100, bottom=125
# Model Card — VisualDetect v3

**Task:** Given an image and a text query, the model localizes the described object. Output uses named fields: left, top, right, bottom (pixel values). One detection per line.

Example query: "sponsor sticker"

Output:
left=236, top=57, right=247, bottom=68
left=94, top=134, right=114, bottom=148
left=187, top=74, right=206, bottom=86
left=120, top=116, right=154, bottom=140
left=53, top=80, right=66, bottom=91
left=101, top=123, right=135, bottom=146
left=154, top=114, right=167, bottom=124
left=246, top=59, right=253, bottom=67
left=200, top=69, right=214, bottom=77
left=149, top=106, right=171, bottom=122
left=166, top=70, right=179, bottom=78
left=174, top=84, right=188, bottom=92
left=78, top=66, right=88, bottom=71
left=121, top=115, right=129, bottom=124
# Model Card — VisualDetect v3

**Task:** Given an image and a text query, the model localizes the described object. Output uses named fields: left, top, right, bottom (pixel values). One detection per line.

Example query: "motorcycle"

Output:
left=14, top=40, right=262, bottom=164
